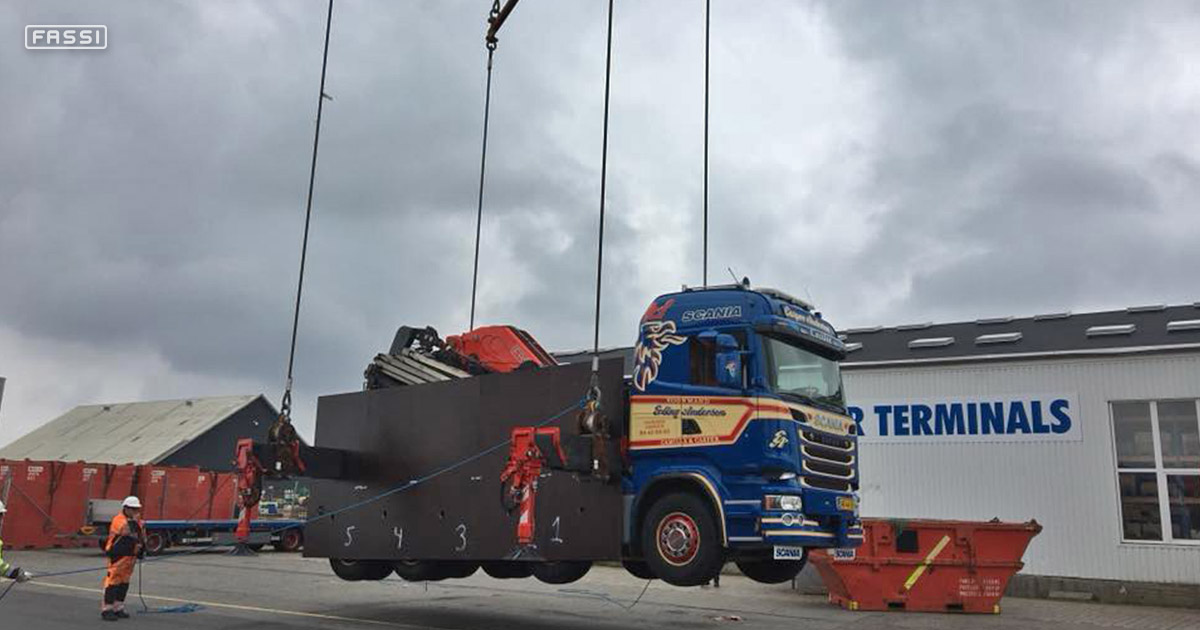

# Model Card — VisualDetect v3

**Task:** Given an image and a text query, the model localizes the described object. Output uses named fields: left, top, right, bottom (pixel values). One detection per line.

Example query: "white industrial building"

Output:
left=840, top=303, right=1200, bottom=595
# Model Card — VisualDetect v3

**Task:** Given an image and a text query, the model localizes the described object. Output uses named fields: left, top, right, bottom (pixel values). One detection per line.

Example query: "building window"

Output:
left=1112, top=399, right=1200, bottom=544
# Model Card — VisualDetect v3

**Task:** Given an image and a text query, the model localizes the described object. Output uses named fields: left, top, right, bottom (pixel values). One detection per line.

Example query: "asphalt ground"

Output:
left=0, top=548, right=1195, bottom=630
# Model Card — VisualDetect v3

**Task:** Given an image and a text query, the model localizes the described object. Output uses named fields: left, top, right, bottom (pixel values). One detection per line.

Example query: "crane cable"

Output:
left=586, top=0, right=616, bottom=411
left=469, top=0, right=503, bottom=331
left=275, top=0, right=334, bottom=434
left=702, top=0, right=710, bottom=287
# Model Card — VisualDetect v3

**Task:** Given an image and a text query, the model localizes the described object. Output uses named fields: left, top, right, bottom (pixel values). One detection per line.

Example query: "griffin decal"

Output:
left=633, top=320, right=686, bottom=391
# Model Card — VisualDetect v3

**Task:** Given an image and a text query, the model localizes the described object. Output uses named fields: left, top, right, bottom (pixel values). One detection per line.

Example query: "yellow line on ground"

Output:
left=27, top=580, right=424, bottom=629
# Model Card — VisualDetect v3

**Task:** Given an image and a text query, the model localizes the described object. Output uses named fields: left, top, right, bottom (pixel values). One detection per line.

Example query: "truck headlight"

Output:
left=763, top=495, right=802, bottom=511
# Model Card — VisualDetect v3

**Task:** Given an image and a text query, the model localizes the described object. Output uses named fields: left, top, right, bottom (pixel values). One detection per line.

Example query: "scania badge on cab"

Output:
left=236, top=281, right=861, bottom=588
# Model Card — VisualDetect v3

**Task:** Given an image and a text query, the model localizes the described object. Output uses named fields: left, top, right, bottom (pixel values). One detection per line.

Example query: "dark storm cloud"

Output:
left=3, top=0, right=1200, bottom=442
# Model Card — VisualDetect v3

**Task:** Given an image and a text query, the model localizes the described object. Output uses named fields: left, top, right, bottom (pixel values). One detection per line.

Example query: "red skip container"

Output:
left=811, top=518, right=1042, bottom=614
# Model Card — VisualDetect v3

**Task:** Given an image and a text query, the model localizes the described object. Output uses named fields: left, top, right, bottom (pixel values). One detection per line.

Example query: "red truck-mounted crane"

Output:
left=238, top=283, right=859, bottom=588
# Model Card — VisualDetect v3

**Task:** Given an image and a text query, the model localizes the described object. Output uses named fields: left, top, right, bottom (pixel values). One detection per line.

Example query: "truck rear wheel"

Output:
left=735, top=555, right=806, bottom=584
left=273, top=528, right=303, bottom=552
left=621, top=559, right=656, bottom=580
left=330, top=559, right=390, bottom=581
left=532, top=561, right=592, bottom=584
left=482, top=561, right=534, bottom=579
left=641, top=492, right=723, bottom=587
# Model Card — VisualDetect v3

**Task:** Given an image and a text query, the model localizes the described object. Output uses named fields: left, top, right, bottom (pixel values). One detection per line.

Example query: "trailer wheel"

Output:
left=392, top=560, right=446, bottom=582
left=482, top=561, right=535, bottom=579
left=330, top=559, right=369, bottom=581
left=735, top=555, right=806, bottom=585
left=532, top=561, right=592, bottom=585
left=273, top=528, right=303, bottom=552
left=365, top=561, right=394, bottom=580
left=143, top=532, right=167, bottom=556
left=330, top=559, right=391, bottom=581
left=437, top=561, right=479, bottom=579
left=621, top=559, right=656, bottom=580
left=641, top=492, right=723, bottom=587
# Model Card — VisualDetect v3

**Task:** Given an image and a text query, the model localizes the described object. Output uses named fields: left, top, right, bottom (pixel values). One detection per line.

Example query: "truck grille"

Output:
left=799, top=430, right=856, bottom=492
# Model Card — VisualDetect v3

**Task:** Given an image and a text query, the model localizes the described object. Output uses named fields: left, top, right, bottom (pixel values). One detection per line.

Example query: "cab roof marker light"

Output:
left=1086, top=324, right=1136, bottom=337
left=1126, top=304, right=1166, bottom=313
left=896, top=322, right=933, bottom=331
left=844, top=342, right=863, bottom=352
left=975, top=316, right=1014, bottom=325
left=842, top=326, right=882, bottom=335
left=908, top=337, right=954, bottom=348
left=1167, top=319, right=1200, bottom=332
left=975, top=332, right=1022, bottom=345
left=1034, top=311, right=1071, bottom=321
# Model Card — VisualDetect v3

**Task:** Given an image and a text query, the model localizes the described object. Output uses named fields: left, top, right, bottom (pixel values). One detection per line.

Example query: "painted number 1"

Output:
left=551, top=516, right=563, bottom=544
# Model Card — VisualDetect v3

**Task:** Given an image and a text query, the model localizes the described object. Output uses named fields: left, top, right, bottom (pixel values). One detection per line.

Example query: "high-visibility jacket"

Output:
left=0, top=538, right=20, bottom=580
left=105, top=513, right=143, bottom=558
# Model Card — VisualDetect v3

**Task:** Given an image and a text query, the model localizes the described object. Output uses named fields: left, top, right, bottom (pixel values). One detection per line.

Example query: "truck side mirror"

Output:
left=713, top=333, right=743, bottom=389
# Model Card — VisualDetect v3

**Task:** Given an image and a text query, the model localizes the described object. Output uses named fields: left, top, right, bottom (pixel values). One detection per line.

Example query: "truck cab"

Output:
left=624, top=283, right=862, bottom=586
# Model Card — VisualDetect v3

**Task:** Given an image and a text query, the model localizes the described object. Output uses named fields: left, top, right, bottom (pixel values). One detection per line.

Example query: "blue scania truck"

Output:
left=261, top=282, right=860, bottom=588
left=617, top=282, right=861, bottom=585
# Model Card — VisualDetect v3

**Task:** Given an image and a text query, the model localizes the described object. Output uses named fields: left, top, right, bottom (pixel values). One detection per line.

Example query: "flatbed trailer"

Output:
left=141, top=518, right=305, bottom=555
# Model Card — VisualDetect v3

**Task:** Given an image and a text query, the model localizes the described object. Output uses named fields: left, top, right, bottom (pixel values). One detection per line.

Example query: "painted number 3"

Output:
left=455, top=524, right=468, bottom=552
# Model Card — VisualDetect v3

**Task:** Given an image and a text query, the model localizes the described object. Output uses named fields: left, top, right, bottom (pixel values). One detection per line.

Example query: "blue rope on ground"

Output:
left=0, top=397, right=587, bottom=609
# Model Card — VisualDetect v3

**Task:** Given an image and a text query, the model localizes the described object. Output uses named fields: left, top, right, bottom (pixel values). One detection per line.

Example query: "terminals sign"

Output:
left=26, top=25, right=107, bottom=49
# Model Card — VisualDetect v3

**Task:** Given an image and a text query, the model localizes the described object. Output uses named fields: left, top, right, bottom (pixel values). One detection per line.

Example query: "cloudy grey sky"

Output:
left=2, top=1, right=1199, bottom=445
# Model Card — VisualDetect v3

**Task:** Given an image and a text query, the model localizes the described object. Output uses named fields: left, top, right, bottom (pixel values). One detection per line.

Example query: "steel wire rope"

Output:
left=469, top=1, right=503, bottom=330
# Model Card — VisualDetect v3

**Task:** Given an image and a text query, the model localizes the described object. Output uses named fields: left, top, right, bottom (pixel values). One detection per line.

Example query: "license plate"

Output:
left=837, top=496, right=856, bottom=511
left=773, top=545, right=806, bottom=561
left=832, top=548, right=856, bottom=561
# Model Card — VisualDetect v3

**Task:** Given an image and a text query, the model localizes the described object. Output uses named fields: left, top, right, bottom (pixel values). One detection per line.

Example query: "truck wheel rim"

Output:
left=657, top=512, right=700, bottom=566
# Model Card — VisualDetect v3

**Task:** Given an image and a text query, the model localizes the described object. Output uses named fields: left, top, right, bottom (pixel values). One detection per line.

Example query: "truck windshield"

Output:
left=763, top=335, right=845, bottom=409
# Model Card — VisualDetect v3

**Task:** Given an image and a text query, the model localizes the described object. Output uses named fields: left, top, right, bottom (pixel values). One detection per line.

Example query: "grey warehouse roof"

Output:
left=840, top=302, right=1200, bottom=366
left=554, top=302, right=1200, bottom=370
left=0, top=394, right=270, bottom=465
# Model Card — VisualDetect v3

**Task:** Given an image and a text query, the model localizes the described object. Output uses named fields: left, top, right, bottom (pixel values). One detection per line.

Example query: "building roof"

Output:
left=554, top=303, right=1200, bottom=371
left=0, top=394, right=269, bottom=465
left=841, top=302, right=1200, bottom=367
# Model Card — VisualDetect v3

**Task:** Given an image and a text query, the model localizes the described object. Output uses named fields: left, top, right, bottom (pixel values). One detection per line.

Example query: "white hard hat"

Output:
left=0, top=499, right=6, bottom=514
left=122, top=496, right=142, bottom=509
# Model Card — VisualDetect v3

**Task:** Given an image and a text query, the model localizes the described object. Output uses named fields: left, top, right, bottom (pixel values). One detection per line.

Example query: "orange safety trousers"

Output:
left=103, top=556, right=136, bottom=589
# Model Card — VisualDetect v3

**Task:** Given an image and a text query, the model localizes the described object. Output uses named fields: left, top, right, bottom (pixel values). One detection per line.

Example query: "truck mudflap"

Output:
left=303, top=359, right=627, bottom=562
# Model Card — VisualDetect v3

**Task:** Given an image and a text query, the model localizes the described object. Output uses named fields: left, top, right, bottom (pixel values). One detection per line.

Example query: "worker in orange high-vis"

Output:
left=101, top=496, right=145, bottom=621
left=0, top=500, right=34, bottom=584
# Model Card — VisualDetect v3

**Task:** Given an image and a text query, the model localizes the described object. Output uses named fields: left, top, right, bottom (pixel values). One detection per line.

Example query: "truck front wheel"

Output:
left=641, top=492, right=723, bottom=587
left=735, top=555, right=806, bottom=584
